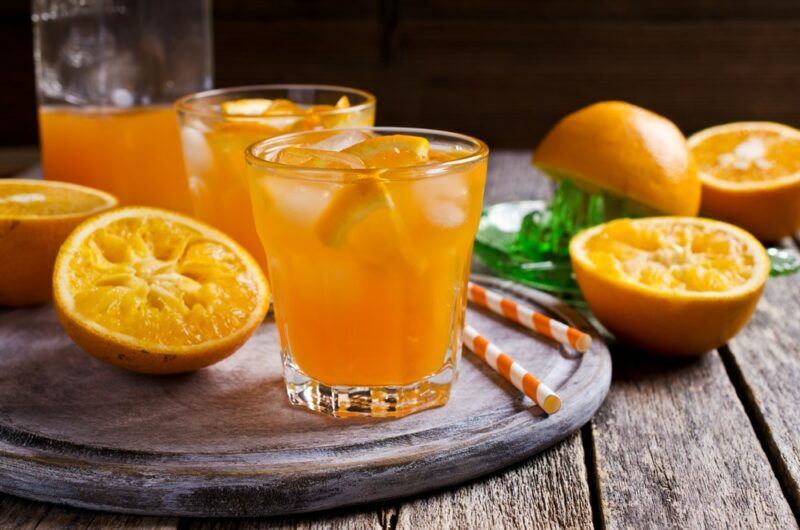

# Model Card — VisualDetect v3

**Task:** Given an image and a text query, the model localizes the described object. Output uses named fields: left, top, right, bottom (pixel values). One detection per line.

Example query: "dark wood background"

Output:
left=3, top=0, right=800, bottom=147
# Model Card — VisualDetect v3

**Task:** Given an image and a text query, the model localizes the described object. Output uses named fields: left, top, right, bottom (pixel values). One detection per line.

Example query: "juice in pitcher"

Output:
left=33, top=0, right=212, bottom=212
left=247, top=128, right=488, bottom=417
left=39, top=106, right=191, bottom=212
left=177, top=85, right=376, bottom=269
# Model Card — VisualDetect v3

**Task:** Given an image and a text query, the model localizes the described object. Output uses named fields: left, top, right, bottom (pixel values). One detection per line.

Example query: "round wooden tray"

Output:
left=0, top=275, right=611, bottom=517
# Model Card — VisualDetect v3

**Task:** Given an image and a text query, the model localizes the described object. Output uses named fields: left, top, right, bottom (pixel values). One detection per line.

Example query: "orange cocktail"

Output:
left=176, top=85, right=376, bottom=269
left=247, top=128, right=488, bottom=417
left=39, top=106, right=192, bottom=213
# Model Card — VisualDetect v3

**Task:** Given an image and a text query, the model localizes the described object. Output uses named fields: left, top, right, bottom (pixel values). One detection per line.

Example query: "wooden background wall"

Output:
left=3, top=0, right=800, bottom=148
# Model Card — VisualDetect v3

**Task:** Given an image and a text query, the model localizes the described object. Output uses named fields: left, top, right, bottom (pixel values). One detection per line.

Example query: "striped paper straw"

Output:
left=463, top=325, right=561, bottom=414
left=467, top=282, right=592, bottom=353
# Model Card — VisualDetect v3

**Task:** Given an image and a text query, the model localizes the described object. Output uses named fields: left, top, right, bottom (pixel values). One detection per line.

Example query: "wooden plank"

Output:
left=400, top=0, right=800, bottom=20
left=0, top=147, right=39, bottom=178
left=181, top=507, right=385, bottom=529
left=0, top=494, right=50, bottom=529
left=0, top=16, right=38, bottom=146
left=9, top=6, right=800, bottom=147
left=382, top=19, right=800, bottom=147
left=394, top=432, right=593, bottom=529
left=590, top=347, right=796, bottom=528
left=484, top=150, right=553, bottom=205
left=0, top=493, right=178, bottom=529
left=721, top=240, right=800, bottom=517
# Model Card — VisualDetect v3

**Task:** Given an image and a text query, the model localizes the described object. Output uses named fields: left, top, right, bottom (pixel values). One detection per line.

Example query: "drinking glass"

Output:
left=246, top=127, right=489, bottom=417
left=33, top=0, right=212, bottom=213
left=176, top=85, right=376, bottom=269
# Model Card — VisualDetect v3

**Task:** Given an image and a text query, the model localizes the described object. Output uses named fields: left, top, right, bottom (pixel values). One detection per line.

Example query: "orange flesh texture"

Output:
left=62, top=215, right=263, bottom=348
left=39, top=106, right=193, bottom=214
left=692, top=129, right=800, bottom=183
left=581, top=219, right=757, bottom=293
left=250, top=142, right=486, bottom=386
left=0, top=182, right=110, bottom=217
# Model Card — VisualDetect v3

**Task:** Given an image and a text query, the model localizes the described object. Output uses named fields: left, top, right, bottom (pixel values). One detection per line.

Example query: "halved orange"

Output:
left=688, top=122, right=800, bottom=241
left=570, top=217, right=769, bottom=356
left=0, top=179, right=117, bottom=306
left=53, top=207, right=269, bottom=374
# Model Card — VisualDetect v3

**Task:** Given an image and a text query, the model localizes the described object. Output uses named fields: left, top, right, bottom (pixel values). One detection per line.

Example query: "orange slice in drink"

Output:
left=315, top=176, right=427, bottom=271
left=343, top=134, right=430, bottom=168
left=688, top=122, right=800, bottom=241
left=53, top=207, right=270, bottom=374
left=311, top=130, right=374, bottom=152
left=264, top=98, right=304, bottom=115
left=570, top=217, right=769, bottom=356
left=315, top=175, right=391, bottom=247
left=335, top=95, right=351, bottom=109
left=0, top=179, right=117, bottom=306
left=276, top=147, right=366, bottom=169
left=221, top=98, right=274, bottom=116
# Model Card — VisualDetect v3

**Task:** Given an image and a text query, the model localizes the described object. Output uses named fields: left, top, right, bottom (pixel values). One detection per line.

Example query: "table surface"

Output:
left=1, top=148, right=799, bottom=529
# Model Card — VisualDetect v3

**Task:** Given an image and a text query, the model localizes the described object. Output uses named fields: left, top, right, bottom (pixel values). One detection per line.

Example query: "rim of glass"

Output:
left=245, top=127, right=490, bottom=181
left=175, top=84, right=376, bottom=119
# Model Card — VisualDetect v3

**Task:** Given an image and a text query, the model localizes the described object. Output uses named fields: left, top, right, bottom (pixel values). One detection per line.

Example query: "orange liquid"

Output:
left=249, top=155, right=487, bottom=386
left=179, top=108, right=375, bottom=270
left=39, top=106, right=192, bottom=213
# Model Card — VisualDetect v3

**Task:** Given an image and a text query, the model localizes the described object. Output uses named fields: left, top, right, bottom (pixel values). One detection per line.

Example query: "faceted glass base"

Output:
left=282, top=350, right=455, bottom=418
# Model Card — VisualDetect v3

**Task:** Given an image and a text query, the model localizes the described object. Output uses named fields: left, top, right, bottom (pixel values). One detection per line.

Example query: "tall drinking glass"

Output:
left=246, top=128, right=488, bottom=417
left=176, top=85, right=376, bottom=270
left=33, top=0, right=212, bottom=213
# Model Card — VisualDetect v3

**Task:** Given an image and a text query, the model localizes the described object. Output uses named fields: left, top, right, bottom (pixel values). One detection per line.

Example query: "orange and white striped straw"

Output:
left=467, top=282, right=592, bottom=353
left=463, top=325, right=561, bottom=414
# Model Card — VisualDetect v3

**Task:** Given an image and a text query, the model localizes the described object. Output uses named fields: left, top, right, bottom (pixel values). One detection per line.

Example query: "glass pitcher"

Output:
left=33, top=0, right=213, bottom=213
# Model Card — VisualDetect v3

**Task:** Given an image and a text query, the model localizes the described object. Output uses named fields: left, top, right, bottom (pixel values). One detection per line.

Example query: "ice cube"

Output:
left=180, top=126, right=214, bottom=178
left=311, top=131, right=374, bottom=152
left=264, top=116, right=302, bottom=132
left=258, top=178, right=332, bottom=226
left=412, top=172, right=469, bottom=228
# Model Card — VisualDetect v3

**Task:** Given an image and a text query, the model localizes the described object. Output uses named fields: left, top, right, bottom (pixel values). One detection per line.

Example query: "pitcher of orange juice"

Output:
left=33, top=0, right=212, bottom=213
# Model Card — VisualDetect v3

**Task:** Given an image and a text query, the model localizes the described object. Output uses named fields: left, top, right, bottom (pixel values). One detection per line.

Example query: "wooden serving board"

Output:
left=0, top=275, right=611, bottom=517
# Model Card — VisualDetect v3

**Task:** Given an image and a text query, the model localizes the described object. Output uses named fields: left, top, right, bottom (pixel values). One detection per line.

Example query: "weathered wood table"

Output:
left=1, top=149, right=799, bottom=529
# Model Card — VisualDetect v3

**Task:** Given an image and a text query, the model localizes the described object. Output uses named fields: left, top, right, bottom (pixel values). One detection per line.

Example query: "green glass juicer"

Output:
left=473, top=175, right=800, bottom=301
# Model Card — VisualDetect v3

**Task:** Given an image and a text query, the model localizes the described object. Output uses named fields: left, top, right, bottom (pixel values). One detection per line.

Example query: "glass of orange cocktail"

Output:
left=246, top=128, right=489, bottom=417
left=176, top=85, right=376, bottom=269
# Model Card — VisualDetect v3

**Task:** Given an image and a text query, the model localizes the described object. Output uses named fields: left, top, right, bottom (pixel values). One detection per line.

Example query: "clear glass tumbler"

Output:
left=246, top=127, right=489, bottom=418
left=176, top=85, right=376, bottom=270
left=33, top=0, right=212, bottom=213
